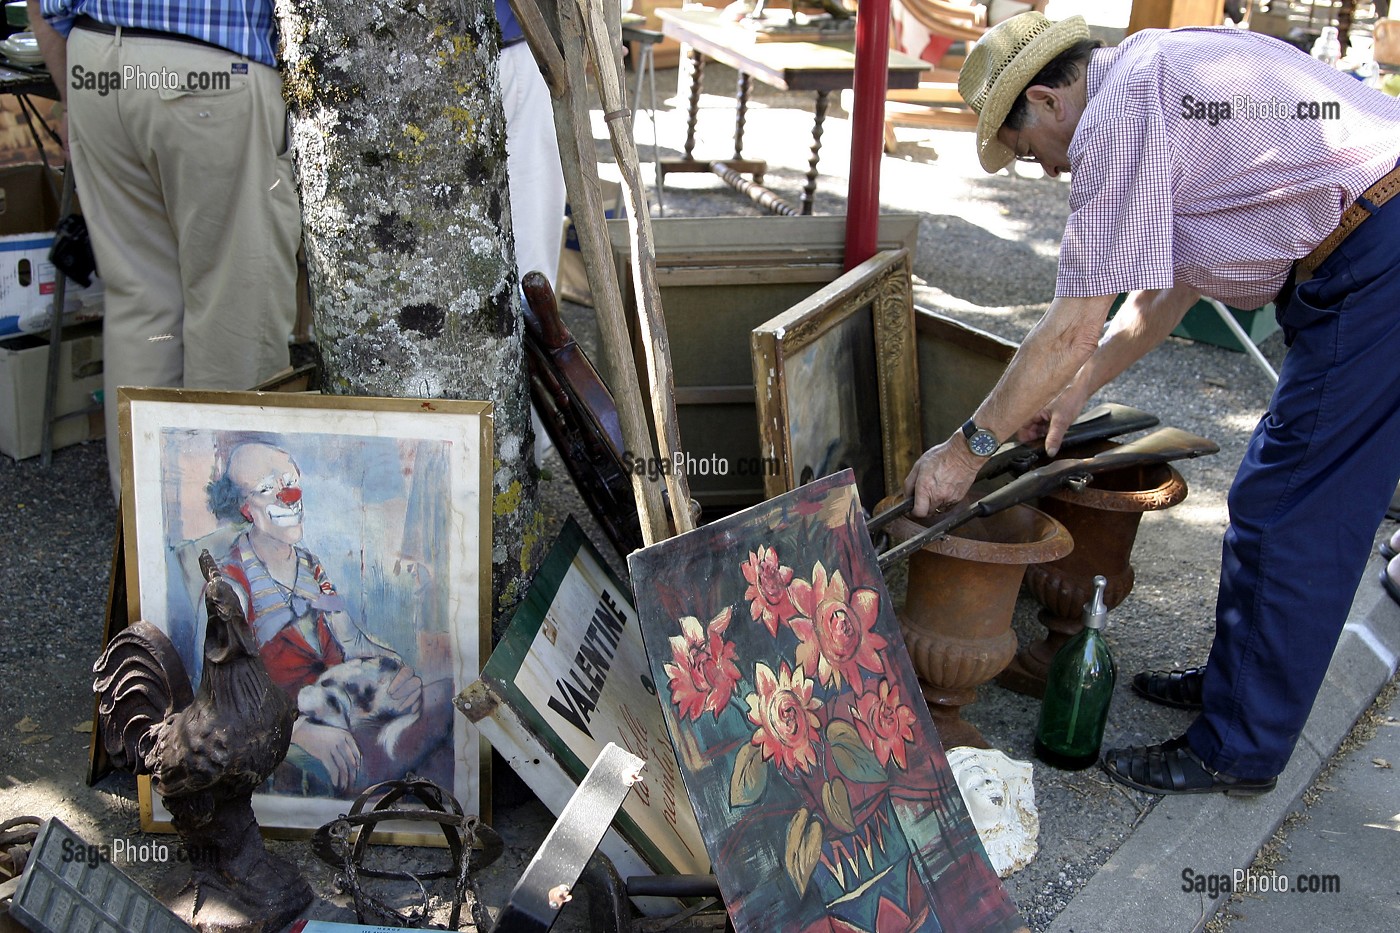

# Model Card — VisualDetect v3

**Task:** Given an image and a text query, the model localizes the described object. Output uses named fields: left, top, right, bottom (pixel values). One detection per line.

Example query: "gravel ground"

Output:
left=0, top=56, right=1344, bottom=933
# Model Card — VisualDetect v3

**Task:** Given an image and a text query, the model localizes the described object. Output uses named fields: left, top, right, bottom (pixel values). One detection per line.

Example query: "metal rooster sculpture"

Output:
left=93, top=550, right=312, bottom=932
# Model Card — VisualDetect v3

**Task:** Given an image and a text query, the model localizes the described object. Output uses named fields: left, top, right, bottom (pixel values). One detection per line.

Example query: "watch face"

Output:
left=969, top=430, right=999, bottom=457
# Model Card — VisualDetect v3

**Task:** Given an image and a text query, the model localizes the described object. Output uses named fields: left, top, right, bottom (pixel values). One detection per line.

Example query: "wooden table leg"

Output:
left=711, top=161, right=797, bottom=215
left=683, top=46, right=704, bottom=161
left=734, top=71, right=750, bottom=162
left=662, top=49, right=766, bottom=182
left=801, top=89, right=829, bottom=216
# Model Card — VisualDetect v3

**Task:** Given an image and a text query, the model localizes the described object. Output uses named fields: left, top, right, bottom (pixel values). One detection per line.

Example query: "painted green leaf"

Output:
left=822, top=778, right=856, bottom=834
left=827, top=720, right=886, bottom=783
left=729, top=741, right=768, bottom=808
left=784, top=808, right=823, bottom=898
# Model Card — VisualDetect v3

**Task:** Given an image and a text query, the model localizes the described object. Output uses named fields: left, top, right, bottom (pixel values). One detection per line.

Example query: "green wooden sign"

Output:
left=458, top=518, right=708, bottom=878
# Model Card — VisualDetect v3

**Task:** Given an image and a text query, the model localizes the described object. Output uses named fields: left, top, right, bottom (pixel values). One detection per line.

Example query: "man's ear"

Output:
left=1023, top=84, right=1062, bottom=119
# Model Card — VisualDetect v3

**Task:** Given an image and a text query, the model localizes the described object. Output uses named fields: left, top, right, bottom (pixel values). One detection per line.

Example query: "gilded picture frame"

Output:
left=118, top=387, right=492, bottom=842
left=605, top=214, right=921, bottom=511
left=750, top=248, right=921, bottom=510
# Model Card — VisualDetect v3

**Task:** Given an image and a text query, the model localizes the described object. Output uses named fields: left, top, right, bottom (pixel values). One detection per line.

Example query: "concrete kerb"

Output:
left=1049, top=547, right=1400, bottom=933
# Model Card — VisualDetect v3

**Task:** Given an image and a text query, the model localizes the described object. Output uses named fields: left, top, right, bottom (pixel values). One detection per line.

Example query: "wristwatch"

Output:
left=960, top=419, right=999, bottom=457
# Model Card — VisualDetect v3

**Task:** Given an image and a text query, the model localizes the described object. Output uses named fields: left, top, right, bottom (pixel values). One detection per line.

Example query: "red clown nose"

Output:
left=277, top=487, right=302, bottom=506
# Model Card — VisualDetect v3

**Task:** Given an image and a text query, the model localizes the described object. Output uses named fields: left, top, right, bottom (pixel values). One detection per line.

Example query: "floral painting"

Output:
left=630, top=472, right=1025, bottom=933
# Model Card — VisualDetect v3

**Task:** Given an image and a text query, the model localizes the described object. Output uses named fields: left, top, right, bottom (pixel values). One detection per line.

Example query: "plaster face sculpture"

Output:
left=947, top=746, right=1040, bottom=877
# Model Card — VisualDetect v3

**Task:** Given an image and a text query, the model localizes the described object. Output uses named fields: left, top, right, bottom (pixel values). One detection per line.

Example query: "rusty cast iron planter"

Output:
left=1000, top=447, right=1188, bottom=699
left=890, top=503, right=1073, bottom=749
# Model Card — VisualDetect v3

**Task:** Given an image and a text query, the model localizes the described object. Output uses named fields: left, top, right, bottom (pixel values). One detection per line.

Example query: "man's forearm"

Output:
left=28, top=0, right=67, bottom=105
left=970, top=293, right=1116, bottom=444
left=1068, top=285, right=1199, bottom=400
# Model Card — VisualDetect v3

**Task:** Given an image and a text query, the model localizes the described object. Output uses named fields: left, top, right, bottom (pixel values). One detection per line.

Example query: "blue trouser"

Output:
left=1186, top=180, right=1400, bottom=779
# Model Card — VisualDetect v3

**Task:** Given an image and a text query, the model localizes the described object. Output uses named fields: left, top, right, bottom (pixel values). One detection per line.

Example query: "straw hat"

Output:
left=959, top=12, right=1091, bottom=173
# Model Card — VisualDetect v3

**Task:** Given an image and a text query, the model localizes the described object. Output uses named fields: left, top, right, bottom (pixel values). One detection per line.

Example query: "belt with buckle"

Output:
left=1297, top=161, right=1400, bottom=282
left=72, top=15, right=231, bottom=55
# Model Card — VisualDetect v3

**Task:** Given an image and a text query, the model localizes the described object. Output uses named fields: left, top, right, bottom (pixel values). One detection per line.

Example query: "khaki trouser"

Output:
left=65, top=26, right=300, bottom=498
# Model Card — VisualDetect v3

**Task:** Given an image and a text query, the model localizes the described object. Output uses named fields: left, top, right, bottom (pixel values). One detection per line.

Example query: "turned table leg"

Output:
left=683, top=46, right=704, bottom=162
left=800, top=90, right=829, bottom=216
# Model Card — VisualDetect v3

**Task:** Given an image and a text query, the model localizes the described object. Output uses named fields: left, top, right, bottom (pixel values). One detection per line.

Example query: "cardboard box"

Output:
left=0, top=164, right=105, bottom=337
left=0, top=325, right=104, bottom=460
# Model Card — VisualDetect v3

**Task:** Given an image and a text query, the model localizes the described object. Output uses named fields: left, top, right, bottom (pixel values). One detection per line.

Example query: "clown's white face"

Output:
left=229, top=444, right=304, bottom=546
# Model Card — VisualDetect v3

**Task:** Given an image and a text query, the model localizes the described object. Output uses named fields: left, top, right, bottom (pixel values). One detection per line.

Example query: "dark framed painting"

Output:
left=118, top=388, right=492, bottom=841
left=751, top=249, right=921, bottom=512
left=629, top=472, right=1024, bottom=933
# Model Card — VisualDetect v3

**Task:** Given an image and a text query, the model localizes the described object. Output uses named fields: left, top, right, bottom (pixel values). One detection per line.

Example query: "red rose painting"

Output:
left=748, top=661, right=823, bottom=775
left=631, top=472, right=1024, bottom=933
left=665, top=607, right=743, bottom=722
left=742, top=545, right=800, bottom=637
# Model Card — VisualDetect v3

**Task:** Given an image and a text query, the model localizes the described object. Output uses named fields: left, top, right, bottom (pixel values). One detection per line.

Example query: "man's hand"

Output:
left=291, top=719, right=361, bottom=793
left=903, top=436, right=984, bottom=518
left=1014, top=382, right=1093, bottom=457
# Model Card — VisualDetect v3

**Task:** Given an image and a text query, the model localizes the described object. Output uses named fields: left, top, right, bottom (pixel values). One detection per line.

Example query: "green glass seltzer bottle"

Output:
left=1034, top=575, right=1117, bottom=770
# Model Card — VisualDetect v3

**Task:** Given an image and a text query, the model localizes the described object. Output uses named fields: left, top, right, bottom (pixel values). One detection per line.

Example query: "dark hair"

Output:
left=1004, top=39, right=1103, bottom=131
left=205, top=435, right=294, bottom=524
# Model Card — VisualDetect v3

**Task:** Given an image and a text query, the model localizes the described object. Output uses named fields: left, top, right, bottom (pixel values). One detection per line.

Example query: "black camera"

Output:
left=48, top=214, right=98, bottom=288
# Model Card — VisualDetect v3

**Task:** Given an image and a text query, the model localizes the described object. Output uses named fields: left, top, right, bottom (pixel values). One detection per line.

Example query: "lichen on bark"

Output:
left=275, top=0, right=538, bottom=634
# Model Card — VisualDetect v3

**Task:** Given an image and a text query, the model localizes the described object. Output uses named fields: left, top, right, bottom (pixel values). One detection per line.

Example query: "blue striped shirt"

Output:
left=41, top=0, right=279, bottom=67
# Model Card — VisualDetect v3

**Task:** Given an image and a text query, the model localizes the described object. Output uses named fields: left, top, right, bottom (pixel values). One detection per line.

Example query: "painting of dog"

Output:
left=298, top=657, right=422, bottom=761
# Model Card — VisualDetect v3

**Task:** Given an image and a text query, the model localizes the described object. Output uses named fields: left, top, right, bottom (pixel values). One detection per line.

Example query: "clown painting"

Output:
left=119, top=389, right=489, bottom=835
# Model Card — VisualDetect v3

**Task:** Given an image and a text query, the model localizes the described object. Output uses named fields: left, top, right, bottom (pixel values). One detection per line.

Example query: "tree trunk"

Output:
left=275, top=1, right=539, bottom=634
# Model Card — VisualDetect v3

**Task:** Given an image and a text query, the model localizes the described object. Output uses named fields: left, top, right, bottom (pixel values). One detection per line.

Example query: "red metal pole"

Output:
left=844, top=0, right=892, bottom=270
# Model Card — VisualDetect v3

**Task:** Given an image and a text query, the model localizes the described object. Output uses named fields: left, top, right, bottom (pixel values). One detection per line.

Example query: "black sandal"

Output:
left=1101, top=735, right=1277, bottom=796
left=1131, top=666, right=1206, bottom=710
left=1382, top=566, right=1400, bottom=608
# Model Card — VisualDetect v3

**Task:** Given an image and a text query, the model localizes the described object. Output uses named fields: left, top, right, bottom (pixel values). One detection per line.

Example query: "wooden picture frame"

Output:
left=751, top=249, right=921, bottom=511
left=605, top=214, right=921, bottom=512
left=459, top=517, right=709, bottom=879
left=118, top=388, right=492, bottom=841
